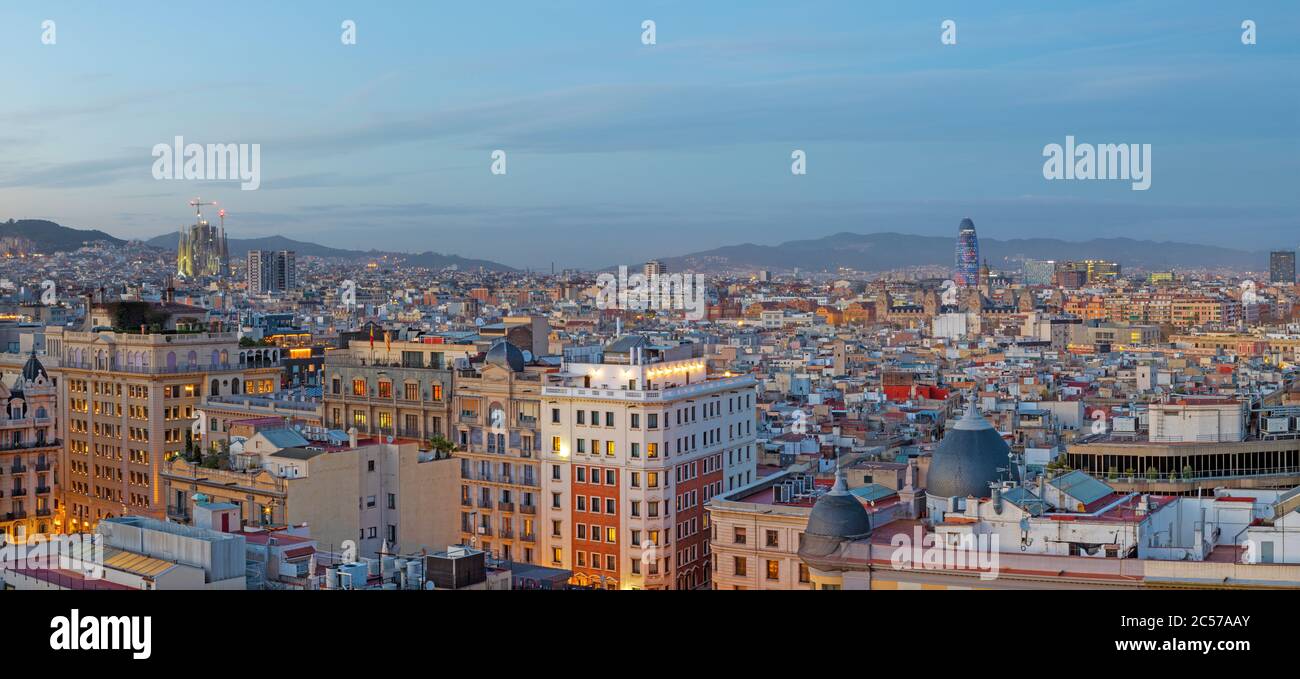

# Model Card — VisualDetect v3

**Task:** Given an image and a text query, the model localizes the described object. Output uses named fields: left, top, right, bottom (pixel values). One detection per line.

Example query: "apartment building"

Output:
left=322, top=338, right=465, bottom=442
left=453, top=341, right=548, bottom=566
left=540, top=335, right=758, bottom=590
left=48, top=299, right=279, bottom=533
left=0, top=354, right=60, bottom=538
left=165, top=437, right=458, bottom=559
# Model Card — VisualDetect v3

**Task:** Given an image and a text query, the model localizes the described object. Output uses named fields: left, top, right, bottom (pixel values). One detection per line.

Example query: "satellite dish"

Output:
left=475, top=317, right=485, bottom=327
left=521, top=350, right=534, bottom=362
left=387, top=435, right=395, bottom=444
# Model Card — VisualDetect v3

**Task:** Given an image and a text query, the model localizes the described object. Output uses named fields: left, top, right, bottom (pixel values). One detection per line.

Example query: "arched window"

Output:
left=210, top=379, right=220, bottom=396
left=166, top=352, right=177, bottom=370
left=231, top=378, right=240, bottom=395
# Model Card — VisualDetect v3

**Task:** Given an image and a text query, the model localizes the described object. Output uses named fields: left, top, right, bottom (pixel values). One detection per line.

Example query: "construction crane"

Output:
left=188, top=198, right=217, bottom=219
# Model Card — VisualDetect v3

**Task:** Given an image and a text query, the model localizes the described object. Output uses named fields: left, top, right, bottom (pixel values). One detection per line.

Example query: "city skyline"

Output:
left=2, top=1, right=1297, bottom=269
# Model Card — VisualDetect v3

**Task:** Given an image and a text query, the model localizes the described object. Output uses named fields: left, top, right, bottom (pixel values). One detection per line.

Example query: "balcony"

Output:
left=521, top=533, right=536, bottom=543
left=35, top=459, right=51, bottom=472
left=36, top=507, right=50, bottom=517
left=519, top=504, right=537, bottom=515
left=499, top=528, right=514, bottom=539
left=10, top=463, right=26, bottom=474
left=460, top=497, right=472, bottom=507
left=36, top=485, right=50, bottom=495
left=166, top=505, right=190, bottom=522
left=497, top=501, right=514, bottom=513
left=10, top=487, right=26, bottom=497
left=477, top=498, right=493, bottom=509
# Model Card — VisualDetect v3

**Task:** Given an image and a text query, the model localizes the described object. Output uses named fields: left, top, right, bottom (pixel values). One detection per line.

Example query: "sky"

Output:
left=1, top=1, right=1297, bottom=270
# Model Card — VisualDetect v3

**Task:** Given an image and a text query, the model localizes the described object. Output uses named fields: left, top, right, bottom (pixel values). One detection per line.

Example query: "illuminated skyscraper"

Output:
left=954, top=218, right=980, bottom=287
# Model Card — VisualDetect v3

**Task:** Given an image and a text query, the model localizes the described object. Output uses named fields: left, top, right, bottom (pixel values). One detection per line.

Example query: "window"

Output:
left=631, top=413, right=640, bottom=429
left=352, top=379, right=366, bottom=396
left=576, top=467, right=586, bottom=483
left=551, top=408, right=560, bottom=423
left=798, top=563, right=810, bottom=584
left=766, top=530, right=779, bottom=548
left=378, top=381, right=392, bottom=399
left=734, top=557, right=747, bottom=577
left=551, top=436, right=561, bottom=453
left=766, top=560, right=779, bottom=580
left=606, top=527, right=617, bottom=544
left=605, top=441, right=615, bottom=456
left=404, top=383, right=419, bottom=400
left=577, top=411, right=585, bottom=425
left=734, top=527, right=747, bottom=545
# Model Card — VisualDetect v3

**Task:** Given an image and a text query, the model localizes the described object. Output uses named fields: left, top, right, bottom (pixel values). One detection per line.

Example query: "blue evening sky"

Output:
left=1, top=1, right=1296, bottom=268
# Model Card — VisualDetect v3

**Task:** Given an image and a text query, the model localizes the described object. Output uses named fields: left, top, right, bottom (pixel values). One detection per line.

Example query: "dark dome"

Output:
left=21, top=353, right=47, bottom=382
left=798, top=469, right=872, bottom=561
left=485, top=340, right=526, bottom=372
left=926, top=402, right=1014, bottom=499
left=959, top=217, right=975, bottom=230
left=804, top=472, right=871, bottom=543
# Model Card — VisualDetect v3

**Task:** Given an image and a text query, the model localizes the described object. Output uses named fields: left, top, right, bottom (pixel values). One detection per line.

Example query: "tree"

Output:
left=427, top=435, right=457, bottom=459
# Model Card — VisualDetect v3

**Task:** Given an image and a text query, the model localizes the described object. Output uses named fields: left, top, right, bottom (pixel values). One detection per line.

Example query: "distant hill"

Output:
left=0, top=219, right=125, bottom=251
left=655, top=232, right=1263, bottom=273
left=145, top=232, right=515, bottom=271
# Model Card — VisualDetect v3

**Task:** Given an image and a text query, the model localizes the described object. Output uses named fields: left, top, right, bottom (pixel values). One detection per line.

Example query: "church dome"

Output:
left=926, top=401, right=1014, bottom=499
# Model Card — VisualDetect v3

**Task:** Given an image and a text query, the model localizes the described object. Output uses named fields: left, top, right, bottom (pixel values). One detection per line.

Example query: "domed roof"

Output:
left=21, top=352, right=47, bottom=382
left=800, top=465, right=872, bottom=559
left=485, top=340, right=526, bottom=372
left=926, top=401, right=1014, bottom=499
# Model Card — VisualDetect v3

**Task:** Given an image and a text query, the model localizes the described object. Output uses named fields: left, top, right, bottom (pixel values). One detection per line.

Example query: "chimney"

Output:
left=348, top=427, right=358, bottom=449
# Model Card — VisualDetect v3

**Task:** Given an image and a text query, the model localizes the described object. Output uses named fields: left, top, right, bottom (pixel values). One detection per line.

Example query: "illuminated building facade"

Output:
left=177, top=202, right=229, bottom=279
left=954, top=218, right=980, bottom=287
left=0, top=354, right=61, bottom=539
left=50, top=300, right=278, bottom=533
left=540, top=335, right=758, bottom=589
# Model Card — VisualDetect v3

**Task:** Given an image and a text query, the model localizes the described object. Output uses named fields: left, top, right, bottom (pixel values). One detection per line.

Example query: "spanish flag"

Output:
left=369, top=325, right=374, bottom=350
left=384, top=330, right=391, bottom=352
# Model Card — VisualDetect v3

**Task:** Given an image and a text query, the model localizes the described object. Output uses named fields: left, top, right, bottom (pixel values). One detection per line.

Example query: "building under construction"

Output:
left=177, top=198, right=229, bottom=279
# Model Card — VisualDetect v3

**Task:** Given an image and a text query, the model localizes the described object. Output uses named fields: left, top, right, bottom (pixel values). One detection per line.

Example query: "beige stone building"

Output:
left=48, top=299, right=280, bottom=533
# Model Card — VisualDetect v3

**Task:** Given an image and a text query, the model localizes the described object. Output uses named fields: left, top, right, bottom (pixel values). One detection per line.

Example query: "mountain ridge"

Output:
left=651, top=231, right=1265, bottom=273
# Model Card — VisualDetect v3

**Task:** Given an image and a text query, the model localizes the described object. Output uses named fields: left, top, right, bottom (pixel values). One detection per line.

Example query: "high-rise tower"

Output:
left=954, top=218, right=980, bottom=287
